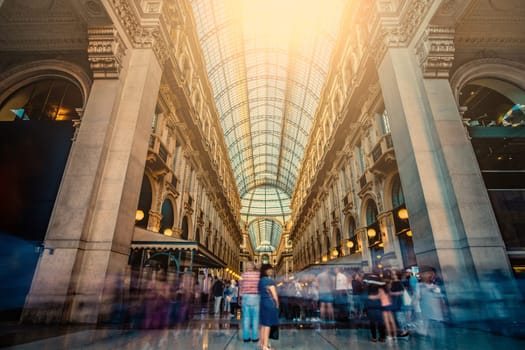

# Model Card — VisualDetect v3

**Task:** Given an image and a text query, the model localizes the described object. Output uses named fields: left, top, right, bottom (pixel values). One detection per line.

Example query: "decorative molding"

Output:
left=87, top=25, right=126, bottom=79
left=107, top=0, right=169, bottom=66
left=134, top=26, right=169, bottom=66
left=371, top=0, right=434, bottom=65
left=416, top=25, right=455, bottom=78
left=455, top=35, right=525, bottom=48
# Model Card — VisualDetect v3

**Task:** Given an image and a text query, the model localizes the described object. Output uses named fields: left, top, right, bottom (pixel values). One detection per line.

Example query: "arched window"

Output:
left=335, top=228, right=342, bottom=245
left=160, top=199, right=174, bottom=234
left=181, top=216, right=189, bottom=240
left=392, top=175, right=405, bottom=208
left=0, top=78, right=82, bottom=121
left=0, top=77, right=82, bottom=241
left=136, top=175, right=152, bottom=229
left=195, top=228, right=200, bottom=243
left=347, top=217, right=356, bottom=238
left=366, top=200, right=378, bottom=225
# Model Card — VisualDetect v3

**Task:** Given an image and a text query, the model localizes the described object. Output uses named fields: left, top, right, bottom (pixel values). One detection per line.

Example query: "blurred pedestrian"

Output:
left=334, top=267, right=350, bottom=321
left=212, top=277, right=224, bottom=317
left=365, top=276, right=386, bottom=342
left=317, top=267, right=335, bottom=322
left=229, top=280, right=239, bottom=318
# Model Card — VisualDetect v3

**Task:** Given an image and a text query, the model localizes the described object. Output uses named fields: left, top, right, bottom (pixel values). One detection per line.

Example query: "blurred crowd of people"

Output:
left=106, top=261, right=517, bottom=347
left=275, top=265, right=448, bottom=343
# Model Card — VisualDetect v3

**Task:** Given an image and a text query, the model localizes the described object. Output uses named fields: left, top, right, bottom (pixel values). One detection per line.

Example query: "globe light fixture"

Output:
left=367, top=228, right=377, bottom=238
left=332, top=248, right=339, bottom=257
left=163, top=228, right=173, bottom=236
left=398, top=208, right=409, bottom=220
left=135, top=209, right=145, bottom=221
left=406, top=230, right=413, bottom=237
left=346, top=240, right=354, bottom=248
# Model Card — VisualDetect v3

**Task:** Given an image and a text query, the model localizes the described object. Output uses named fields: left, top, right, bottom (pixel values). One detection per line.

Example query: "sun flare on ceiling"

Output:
left=190, top=0, right=344, bottom=252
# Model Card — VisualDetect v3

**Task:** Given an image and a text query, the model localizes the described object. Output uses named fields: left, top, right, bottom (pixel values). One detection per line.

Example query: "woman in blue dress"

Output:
left=258, top=264, right=279, bottom=350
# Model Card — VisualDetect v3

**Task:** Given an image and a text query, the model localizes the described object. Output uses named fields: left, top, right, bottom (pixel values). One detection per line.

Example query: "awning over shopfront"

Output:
left=131, top=227, right=226, bottom=269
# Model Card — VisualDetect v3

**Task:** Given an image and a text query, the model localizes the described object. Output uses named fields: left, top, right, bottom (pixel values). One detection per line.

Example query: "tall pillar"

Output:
left=22, top=26, right=164, bottom=323
left=377, top=26, right=517, bottom=321
left=378, top=212, right=401, bottom=270
left=356, top=227, right=369, bottom=271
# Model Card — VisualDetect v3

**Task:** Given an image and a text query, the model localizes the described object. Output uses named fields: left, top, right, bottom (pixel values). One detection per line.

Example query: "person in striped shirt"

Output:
left=239, top=261, right=261, bottom=343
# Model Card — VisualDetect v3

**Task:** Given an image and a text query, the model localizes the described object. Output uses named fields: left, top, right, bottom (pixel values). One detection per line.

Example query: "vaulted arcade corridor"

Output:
left=1, top=1, right=525, bottom=341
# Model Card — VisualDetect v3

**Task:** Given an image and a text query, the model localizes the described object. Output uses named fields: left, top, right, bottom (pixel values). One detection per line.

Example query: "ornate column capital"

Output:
left=87, top=25, right=126, bottom=79
left=370, top=0, right=434, bottom=65
left=107, top=0, right=169, bottom=67
left=133, top=26, right=169, bottom=66
left=416, top=25, right=455, bottom=78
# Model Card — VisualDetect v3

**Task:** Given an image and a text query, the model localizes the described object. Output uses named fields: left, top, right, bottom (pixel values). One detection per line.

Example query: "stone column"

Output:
left=22, top=25, right=164, bottom=323
left=147, top=210, right=162, bottom=232
left=356, top=227, right=369, bottom=271
left=378, top=212, right=401, bottom=269
left=377, top=26, right=517, bottom=321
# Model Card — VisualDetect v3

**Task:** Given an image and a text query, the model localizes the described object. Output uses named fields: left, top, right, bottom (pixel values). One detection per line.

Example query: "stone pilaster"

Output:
left=377, top=43, right=517, bottom=321
left=147, top=210, right=162, bottom=232
left=22, top=47, right=163, bottom=324
left=377, top=211, right=398, bottom=267
left=355, top=227, right=369, bottom=271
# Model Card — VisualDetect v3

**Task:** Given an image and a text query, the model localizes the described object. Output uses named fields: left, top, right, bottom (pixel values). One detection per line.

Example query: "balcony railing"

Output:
left=369, top=133, right=396, bottom=175
left=146, top=134, right=170, bottom=176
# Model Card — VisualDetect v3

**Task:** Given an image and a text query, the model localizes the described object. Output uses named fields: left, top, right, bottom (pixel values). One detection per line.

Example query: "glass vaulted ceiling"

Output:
left=191, top=0, right=344, bottom=251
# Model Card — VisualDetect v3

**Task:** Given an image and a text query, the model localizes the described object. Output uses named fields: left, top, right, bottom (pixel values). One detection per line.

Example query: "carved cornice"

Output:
left=455, top=35, right=525, bottom=48
left=87, top=25, right=126, bottom=79
left=107, top=0, right=169, bottom=66
left=416, top=25, right=455, bottom=78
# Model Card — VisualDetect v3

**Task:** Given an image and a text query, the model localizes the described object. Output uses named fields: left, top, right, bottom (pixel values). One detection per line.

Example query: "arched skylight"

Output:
left=191, top=0, right=344, bottom=251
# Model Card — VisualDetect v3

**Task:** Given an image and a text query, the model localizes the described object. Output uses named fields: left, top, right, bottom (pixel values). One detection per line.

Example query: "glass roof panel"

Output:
left=191, top=0, right=344, bottom=250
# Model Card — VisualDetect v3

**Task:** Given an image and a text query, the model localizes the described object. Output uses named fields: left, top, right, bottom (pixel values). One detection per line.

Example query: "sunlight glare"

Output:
left=241, top=0, right=339, bottom=49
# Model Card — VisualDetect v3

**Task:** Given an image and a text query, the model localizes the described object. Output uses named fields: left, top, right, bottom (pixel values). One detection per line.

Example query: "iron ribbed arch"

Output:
left=191, top=0, right=344, bottom=251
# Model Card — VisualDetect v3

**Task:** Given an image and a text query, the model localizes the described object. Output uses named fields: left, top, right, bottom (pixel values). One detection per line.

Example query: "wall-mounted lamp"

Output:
left=163, top=228, right=173, bottom=236
left=367, top=228, right=377, bottom=238
left=136, top=209, right=145, bottom=221
left=322, top=255, right=328, bottom=262
left=397, top=208, right=409, bottom=220
left=346, top=240, right=354, bottom=248
left=332, top=248, right=339, bottom=257
left=406, top=230, right=413, bottom=237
